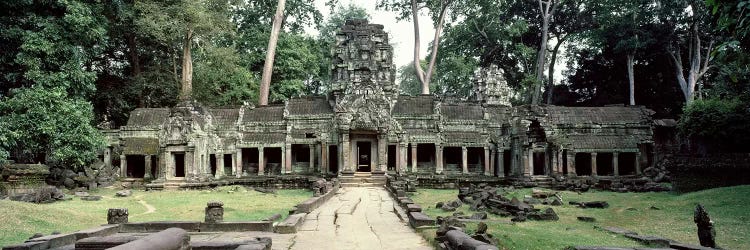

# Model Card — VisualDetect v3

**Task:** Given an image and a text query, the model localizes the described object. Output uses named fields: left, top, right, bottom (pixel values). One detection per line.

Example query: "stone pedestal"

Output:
left=107, top=208, right=128, bottom=224
left=205, top=201, right=224, bottom=223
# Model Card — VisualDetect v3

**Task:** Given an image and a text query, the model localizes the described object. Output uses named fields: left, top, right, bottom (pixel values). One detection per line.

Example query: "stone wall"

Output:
left=668, top=154, right=750, bottom=192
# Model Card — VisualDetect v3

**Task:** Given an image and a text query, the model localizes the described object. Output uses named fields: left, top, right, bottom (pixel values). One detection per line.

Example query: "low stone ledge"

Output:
left=669, top=242, right=718, bottom=250
left=75, top=234, right=139, bottom=250
left=275, top=213, right=307, bottom=234
left=109, top=228, right=189, bottom=250
left=295, top=183, right=338, bottom=214
left=2, top=241, right=49, bottom=250
left=622, top=234, right=672, bottom=248
left=74, top=224, right=121, bottom=240
left=408, top=212, right=435, bottom=228
left=119, top=221, right=201, bottom=233
left=191, top=238, right=271, bottom=250
left=199, top=221, right=273, bottom=232
left=405, top=203, right=422, bottom=212
left=24, top=233, right=75, bottom=249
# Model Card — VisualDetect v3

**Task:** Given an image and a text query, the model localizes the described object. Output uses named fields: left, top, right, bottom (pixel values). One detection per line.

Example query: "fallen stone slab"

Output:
left=577, top=216, right=596, bottom=222
left=115, top=190, right=132, bottom=197
left=75, top=234, right=139, bottom=249
left=596, top=226, right=638, bottom=236
left=2, top=240, right=49, bottom=250
left=669, top=242, right=718, bottom=250
left=408, top=212, right=436, bottom=228
left=80, top=195, right=102, bottom=201
left=199, top=221, right=273, bottom=232
left=275, top=213, right=306, bottom=234
left=120, top=221, right=201, bottom=233
left=24, top=233, right=75, bottom=249
left=623, top=234, right=672, bottom=247
left=74, top=224, right=120, bottom=240
left=405, top=203, right=422, bottom=212
left=109, top=228, right=189, bottom=250
left=443, top=229, right=499, bottom=250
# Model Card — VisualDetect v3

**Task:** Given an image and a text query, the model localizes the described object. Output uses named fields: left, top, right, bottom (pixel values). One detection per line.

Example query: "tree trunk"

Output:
left=126, top=33, right=144, bottom=107
left=626, top=53, right=635, bottom=105
left=259, top=0, right=286, bottom=106
left=533, top=0, right=556, bottom=105
left=667, top=27, right=713, bottom=106
left=423, top=1, right=450, bottom=95
left=546, top=34, right=565, bottom=104
left=179, top=29, right=193, bottom=101
left=411, top=0, right=427, bottom=94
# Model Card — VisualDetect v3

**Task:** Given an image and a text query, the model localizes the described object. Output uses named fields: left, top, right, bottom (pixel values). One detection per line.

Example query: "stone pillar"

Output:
left=185, top=151, right=195, bottom=177
left=484, top=146, right=491, bottom=176
left=557, top=150, right=564, bottom=174
left=159, top=151, right=167, bottom=180
left=342, top=134, right=350, bottom=173
left=107, top=208, right=128, bottom=224
left=635, top=152, right=642, bottom=175
left=613, top=152, right=620, bottom=177
left=550, top=151, right=558, bottom=174
left=321, top=143, right=328, bottom=174
left=497, top=148, right=505, bottom=177
left=284, top=143, right=292, bottom=174
left=435, top=144, right=444, bottom=174
left=309, top=144, right=315, bottom=173
left=258, top=147, right=265, bottom=175
left=461, top=146, right=468, bottom=174
left=216, top=153, right=224, bottom=179
left=204, top=201, right=224, bottom=223
left=527, top=150, right=534, bottom=176
left=104, top=147, right=112, bottom=168
left=400, top=143, right=408, bottom=173
left=489, top=147, right=495, bottom=176
left=411, top=143, right=418, bottom=173
left=378, top=135, right=387, bottom=172
left=235, top=149, right=242, bottom=177
left=120, top=154, right=127, bottom=177
left=144, top=155, right=152, bottom=179
left=567, top=151, right=576, bottom=176
left=591, top=152, right=598, bottom=176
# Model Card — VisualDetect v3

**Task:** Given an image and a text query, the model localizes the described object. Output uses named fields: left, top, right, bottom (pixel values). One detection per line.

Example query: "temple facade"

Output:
left=103, top=20, right=657, bottom=187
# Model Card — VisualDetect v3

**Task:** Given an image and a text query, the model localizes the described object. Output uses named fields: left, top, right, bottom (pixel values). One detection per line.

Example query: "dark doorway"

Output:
left=126, top=155, right=145, bottom=178
left=407, top=144, right=413, bottom=171
left=223, top=154, right=233, bottom=176
left=173, top=153, right=185, bottom=177
left=597, top=153, right=614, bottom=176
left=209, top=154, right=217, bottom=176
left=150, top=156, right=158, bottom=178
left=562, top=150, right=569, bottom=175
left=329, top=145, right=338, bottom=173
left=356, top=141, right=372, bottom=172
left=467, top=147, right=484, bottom=174
left=387, top=145, right=396, bottom=171
left=533, top=152, right=546, bottom=175
left=242, top=148, right=259, bottom=174
left=575, top=153, right=592, bottom=176
left=444, top=147, right=461, bottom=174
left=503, top=150, right=511, bottom=176
left=619, top=152, right=637, bottom=175
left=265, top=147, right=282, bottom=175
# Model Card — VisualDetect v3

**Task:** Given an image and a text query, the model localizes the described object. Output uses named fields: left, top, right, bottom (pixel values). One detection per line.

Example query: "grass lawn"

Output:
left=410, top=185, right=750, bottom=250
left=0, top=186, right=311, bottom=246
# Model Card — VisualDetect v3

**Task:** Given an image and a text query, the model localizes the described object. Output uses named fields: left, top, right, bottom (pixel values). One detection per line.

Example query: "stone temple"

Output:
left=102, top=20, right=658, bottom=189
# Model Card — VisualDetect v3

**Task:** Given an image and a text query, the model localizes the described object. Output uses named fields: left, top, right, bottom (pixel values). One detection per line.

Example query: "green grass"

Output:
left=410, top=185, right=750, bottom=250
left=0, top=186, right=311, bottom=246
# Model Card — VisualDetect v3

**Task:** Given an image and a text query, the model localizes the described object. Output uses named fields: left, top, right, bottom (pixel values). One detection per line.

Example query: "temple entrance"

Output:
left=173, top=153, right=185, bottom=177
left=356, top=141, right=372, bottom=172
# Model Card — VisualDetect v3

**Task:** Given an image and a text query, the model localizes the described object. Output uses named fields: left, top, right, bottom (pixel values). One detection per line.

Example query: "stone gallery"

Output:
left=103, top=20, right=657, bottom=188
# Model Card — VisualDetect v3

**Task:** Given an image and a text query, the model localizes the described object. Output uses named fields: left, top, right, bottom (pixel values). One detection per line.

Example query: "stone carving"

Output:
left=473, top=64, right=511, bottom=106
left=107, top=208, right=129, bottom=224
left=205, top=201, right=224, bottom=223
left=694, top=204, right=716, bottom=248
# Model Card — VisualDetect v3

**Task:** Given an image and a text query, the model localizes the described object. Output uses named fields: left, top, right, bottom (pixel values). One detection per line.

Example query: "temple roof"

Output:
left=242, top=132, right=286, bottom=144
left=442, top=103, right=484, bottom=120
left=566, top=135, right=647, bottom=151
left=209, top=108, right=239, bottom=129
left=126, top=108, right=170, bottom=127
left=122, top=137, right=159, bottom=155
left=243, top=105, right=284, bottom=122
left=287, top=97, right=333, bottom=116
left=443, top=131, right=486, bottom=143
left=393, top=95, right=434, bottom=116
left=545, top=106, right=650, bottom=125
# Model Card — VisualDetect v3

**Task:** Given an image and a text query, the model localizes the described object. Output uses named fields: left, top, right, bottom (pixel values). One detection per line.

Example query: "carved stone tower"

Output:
left=472, top=64, right=511, bottom=106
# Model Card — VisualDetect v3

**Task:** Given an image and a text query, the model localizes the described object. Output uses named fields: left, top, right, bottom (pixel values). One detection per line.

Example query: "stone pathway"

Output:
left=286, top=187, right=432, bottom=250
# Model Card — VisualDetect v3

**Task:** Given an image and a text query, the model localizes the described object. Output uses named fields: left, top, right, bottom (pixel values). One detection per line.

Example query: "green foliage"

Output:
left=193, top=46, right=259, bottom=106
left=678, top=98, right=750, bottom=152
left=0, top=87, right=105, bottom=169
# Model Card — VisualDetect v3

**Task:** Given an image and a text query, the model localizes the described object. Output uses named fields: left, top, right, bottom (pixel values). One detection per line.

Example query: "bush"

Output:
left=678, top=98, right=750, bottom=152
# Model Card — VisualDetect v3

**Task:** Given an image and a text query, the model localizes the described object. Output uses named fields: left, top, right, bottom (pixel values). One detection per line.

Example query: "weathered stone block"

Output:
left=408, top=212, right=435, bottom=228
left=204, top=201, right=224, bottom=223
left=107, top=208, right=128, bottom=224
left=275, top=213, right=306, bottom=234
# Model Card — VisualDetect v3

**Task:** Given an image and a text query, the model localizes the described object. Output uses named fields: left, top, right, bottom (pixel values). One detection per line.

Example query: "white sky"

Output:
left=309, top=0, right=436, bottom=69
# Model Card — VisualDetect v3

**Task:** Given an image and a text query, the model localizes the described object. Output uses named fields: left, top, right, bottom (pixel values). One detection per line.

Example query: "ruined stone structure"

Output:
left=102, top=19, right=657, bottom=188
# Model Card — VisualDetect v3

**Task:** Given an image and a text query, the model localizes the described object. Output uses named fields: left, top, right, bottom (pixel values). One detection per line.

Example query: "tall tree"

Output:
left=531, top=0, right=559, bottom=104
left=259, top=0, right=286, bottom=106
left=544, top=0, right=593, bottom=104
left=378, top=0, right=455, bottom=95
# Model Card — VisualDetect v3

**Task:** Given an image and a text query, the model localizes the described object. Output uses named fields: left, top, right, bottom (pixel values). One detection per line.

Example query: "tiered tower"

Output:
left=472, top=64, right=511, bottom=106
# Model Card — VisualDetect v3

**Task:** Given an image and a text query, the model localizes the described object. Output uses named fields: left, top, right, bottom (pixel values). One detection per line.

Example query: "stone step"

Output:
left=338, top=178, right=386, bottom=184
left=340, top=182, right=384, bottom=188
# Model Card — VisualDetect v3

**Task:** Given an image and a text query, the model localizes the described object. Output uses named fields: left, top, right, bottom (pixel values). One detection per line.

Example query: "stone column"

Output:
left=613, top=152, right=620, bottom=177
left=635, top=152, right=642, bottom=175
left=400, top=143, right=408, bottom=173
left=284, top=143, right=292, bottom=174
left=235, top=149, right=242, bottom=177
left=309, top=144, right=315, bottom=173
left=320, top=143, right=328, bottom=174
left=484, top=146, right=491, bottom=176
left=557, top=150, right=564, bottom=174
left=411, top=143, right=418, bottom=173
left=216, top=153, right=224, bottom=179
left=489, top=147, right=495, bottom=176
left=378, top=135, right=387, bottom=172
left=527, top=150, right=534, bottom=176
left=591, top=152, right=598, bottom=176
left=461, top=146, right=468, bottom=174
left=342, top=134, right=350, bottom=173
left=144, top=155, right=152, bottom=179
left=435, top=144, right=444, bottom=174
left=104, top=147, right=112, bottom=168
left=497, top=148, right=505, bottom=177
left=159, top=151, right=167, bottom=180
left=185, top=151, right=194, bottom=177
left=257, top=147, right=265, bottom=175
left=550, top=151, right=558, bottom=174
left=120, top=154, right=127, bottom=177
left=567, top=151, right=576, bottom=176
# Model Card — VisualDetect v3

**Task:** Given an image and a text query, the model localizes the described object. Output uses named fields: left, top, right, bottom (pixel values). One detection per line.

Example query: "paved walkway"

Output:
left=287, top=187, right=432, bottom=250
